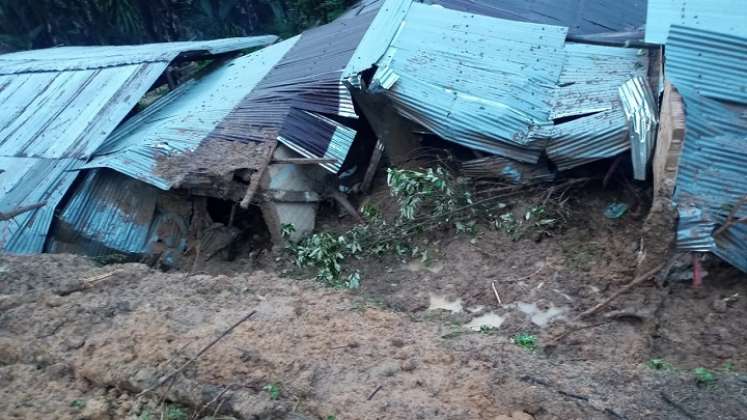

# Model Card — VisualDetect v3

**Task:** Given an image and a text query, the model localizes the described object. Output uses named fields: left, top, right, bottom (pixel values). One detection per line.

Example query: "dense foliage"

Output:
left=0, top=0, right=355, bottom=52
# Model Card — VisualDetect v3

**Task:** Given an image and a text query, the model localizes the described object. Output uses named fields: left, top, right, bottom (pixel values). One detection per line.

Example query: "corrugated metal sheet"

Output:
left=0, top=36, right=278, bottom=73
left=0, top=158, right=82, bottom=253
left=49, top=169, right=191, bottom=258
left=552, top=43, right=648, bottom=119
left=368, top=2, right=568, bottom=162
left=0, top=37, right=275, bottom=254
left=645, top=0, right=747, bottom=44
left=673, top=87, right=747, bottom=272
left=545, top=109, right=630, bottom=171
left=619, top=76, right=658, bottom=180
left=430, top=0, right=647, bottom=37
left=85, top=37, right=299, bottom=189
left=663, top=26, right=747, bottom=272
left=215, top=8, right=384, bottom=173
left=665, top=25, right=747, bottom=105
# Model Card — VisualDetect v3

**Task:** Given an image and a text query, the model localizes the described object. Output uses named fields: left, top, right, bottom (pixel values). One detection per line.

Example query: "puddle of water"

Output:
left=407, top=260, right=445, bottom=274
left=515, top=302, right=567, bottom=327
left=427, top=294, right=463, bottom=313
left=464, top=312, right=506, bottom=331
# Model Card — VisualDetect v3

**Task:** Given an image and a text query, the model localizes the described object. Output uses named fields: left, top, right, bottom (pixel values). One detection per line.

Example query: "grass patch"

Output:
left=513, top=333, right=538, bottom=351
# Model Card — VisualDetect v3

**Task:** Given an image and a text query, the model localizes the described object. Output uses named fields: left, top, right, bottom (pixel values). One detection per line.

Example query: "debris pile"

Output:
left=0, top=0, right=745, bottom=274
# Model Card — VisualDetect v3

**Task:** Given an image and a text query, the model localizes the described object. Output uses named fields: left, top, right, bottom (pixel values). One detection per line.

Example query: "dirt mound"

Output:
left=1, top=248, right=747, bottom=419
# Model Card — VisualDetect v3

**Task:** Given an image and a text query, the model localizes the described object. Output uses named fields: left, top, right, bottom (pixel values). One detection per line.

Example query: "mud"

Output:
left=2, top=188, right=747, bottom=419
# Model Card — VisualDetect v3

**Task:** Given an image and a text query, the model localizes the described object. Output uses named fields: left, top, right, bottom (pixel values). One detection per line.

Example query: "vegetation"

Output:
left=646, top=358, right=673, bottom=371
left=0, top=0, right=355, bottom=52
left=512, top=333, right=538, bottom=351
left=288, top=166, right=570, bottom=287
left=263, top=383, right=281, bottom=400
left=693, top=367, right=716, bottom=387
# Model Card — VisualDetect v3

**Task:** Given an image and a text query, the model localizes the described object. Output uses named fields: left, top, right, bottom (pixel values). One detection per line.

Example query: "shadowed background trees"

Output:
left=0, top=0, right=355, bottom=53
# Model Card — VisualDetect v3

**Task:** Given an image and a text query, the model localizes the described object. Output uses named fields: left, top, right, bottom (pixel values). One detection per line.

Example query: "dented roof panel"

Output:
left=85, top=37, right=299, bottom=189
left=370, top=2, right=567, bottom=162
left=0, top=37, right=274, bottom=254
left=0, top=158, right=82, bottom=254
left=674, top=87, right=747, bottom=273
left=552, top=43, right=648, bottom=119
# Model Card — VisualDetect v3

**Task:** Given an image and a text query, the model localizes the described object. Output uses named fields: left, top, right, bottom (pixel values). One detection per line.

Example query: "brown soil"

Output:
left=1, top=188, right=747, bottom=420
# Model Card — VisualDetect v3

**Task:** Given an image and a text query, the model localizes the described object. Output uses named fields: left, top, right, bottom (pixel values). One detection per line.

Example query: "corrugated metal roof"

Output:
left=619, top=76, right=658, bottom=180
left=0, top=36, right=278, bottom=74
left=662, top=26, right=747, bottom=272
left=85, top=37, right=299, bottom=189
left=213, top=8, right=383, bottom=174
left=49, top=169, right=191, bottom=258
left=665, top=25, right=747, bottom=105
left=429, top=0, right=647, bottom=37
left=545, top=109, right=630, bottom=171
left=645, top=0, right=747, bottom=44
left=673, top=87, right=747, bottom=273
left=0, top=158, right=82, bottom=253
left=674, top=69, right=747, bottom=271
left=552, top=43, right=648, bottom=119
left=368, top=2, right=568, bottom=162
left=0, top=36, right=275, bottom=254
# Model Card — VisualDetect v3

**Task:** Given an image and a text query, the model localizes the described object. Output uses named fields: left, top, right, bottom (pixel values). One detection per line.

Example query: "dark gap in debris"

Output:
left=361, top=65, right=377, bottom=87
left=338, top=96, right=379, bottom=192
left=553, top=111, right=603, bottom=125
left=205, top=197, right=270, bottom=261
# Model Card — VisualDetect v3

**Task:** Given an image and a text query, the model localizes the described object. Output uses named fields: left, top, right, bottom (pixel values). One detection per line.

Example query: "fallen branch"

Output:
left=367, top=384, right=383, bottom=401
left=578, top=263, right=665, bottom=319
left=0, top=202, right=46, bottom=221
left=139, top=310, right=257, bottom=396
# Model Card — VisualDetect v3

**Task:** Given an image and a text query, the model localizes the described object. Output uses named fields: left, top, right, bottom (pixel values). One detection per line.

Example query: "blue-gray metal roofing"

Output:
left=545, top=109, right=630, bottom=170
left=0, top=36, right=276, bottom=254
left=49, top=169, right=191, bottom=257
left=645, top=0, right=747, bottom=44
left=429, top=0, right=647, bottom=36
left=0, top=36, right=278, bottom=74
left=368, top=2, right=568, bottom=162
left=665, top=25, right=747, bottom=105
left=0, top=158, right=82, bottom=253
left=673, top=88, right=747, bottom=272
left=210, top=7, right=384, bottom=174
left=51, top=169, right=161, bottom=255
left=619, top=76, right=659, bottom=180
left=552, top=43, right=648, bottom=119
left=85, top=37, right=299, bottom=190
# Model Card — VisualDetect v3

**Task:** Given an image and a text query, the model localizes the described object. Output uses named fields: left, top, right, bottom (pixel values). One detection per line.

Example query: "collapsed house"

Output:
left=0, top=0, right=744, bottom=274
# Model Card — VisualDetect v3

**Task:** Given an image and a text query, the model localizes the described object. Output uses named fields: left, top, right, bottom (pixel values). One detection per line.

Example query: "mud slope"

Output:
left=1, top=252, right=747, bottom=419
